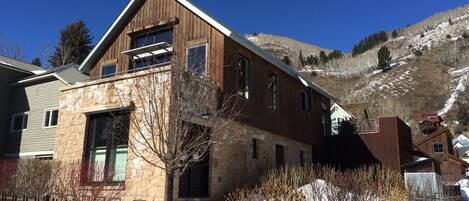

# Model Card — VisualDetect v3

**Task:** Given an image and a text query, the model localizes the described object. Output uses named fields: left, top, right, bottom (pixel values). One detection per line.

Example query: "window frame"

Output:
left=129, top=27, right=174, bottom=71
left=83, top=110, right=130, bottom=186
left=100, top=63, right=117, bottom=79
left=300, top=90, right=312, bottom=112
left=131, top=27, right=173, bottom=49
left=43, top=108, right=59, bottom=128
left=275, top=144, right=285, bottom=168
left=252, top=138, right=259, bottom=159
left=300, top=150, right=305, bottom=167
left=433, top=144, right=444, bottom=153
left=186, top=43, right=208, bottom=77
left=267, top=71, right=279, bottom=111
left=10, top=112, right=28, bottom=132
left=237, top=54, right=251, bottom=100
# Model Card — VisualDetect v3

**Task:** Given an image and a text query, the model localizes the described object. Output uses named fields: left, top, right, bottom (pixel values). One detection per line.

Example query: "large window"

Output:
left=43, top=109, right=59, bottom=128
left=433, top=144, right=444, bottom=153
left=101, top=64, right=116, bottom=78
left=11, top=112, right=28, bottom=132
left=238, top=55, right=251, bottom=99
left=267, top=71, right=278, bottom=111
left=84, top=110, right=130, bottom=184
left=129, top=28, right=173, bottom=71
left=275, top=145, right=284, bottom=168
left=186, top=44, right=207, bottom=76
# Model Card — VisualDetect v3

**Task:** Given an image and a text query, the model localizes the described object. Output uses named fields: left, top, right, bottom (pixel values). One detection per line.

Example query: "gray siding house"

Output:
left=0, top=56, right=45, bottom=157
left=2, top=62, right=88, bottom=159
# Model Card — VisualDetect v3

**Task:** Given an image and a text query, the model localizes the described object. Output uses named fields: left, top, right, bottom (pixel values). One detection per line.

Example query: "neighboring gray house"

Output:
left=0, top=55, right=45, bottom=157
left=3, top=62, right=88, bottom=159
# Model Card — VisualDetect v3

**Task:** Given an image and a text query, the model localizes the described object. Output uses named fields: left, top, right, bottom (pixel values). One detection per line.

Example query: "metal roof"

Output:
left=15, top=64, right=89, bottom=85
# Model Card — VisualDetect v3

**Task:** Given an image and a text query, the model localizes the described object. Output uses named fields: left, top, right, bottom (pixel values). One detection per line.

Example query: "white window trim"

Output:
left=185, top=43, right=209, bottom=77
left=10, top=112, right=28, bottom=133
left=43, top=107, right=59, bottom=129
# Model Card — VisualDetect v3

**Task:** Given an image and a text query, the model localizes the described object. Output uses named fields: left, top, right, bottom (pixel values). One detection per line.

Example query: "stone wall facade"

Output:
left=55, top=70, right=312, bottom=201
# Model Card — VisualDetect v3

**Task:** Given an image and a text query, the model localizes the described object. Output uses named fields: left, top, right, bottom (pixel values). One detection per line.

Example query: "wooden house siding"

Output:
left=5, top=78, right=64, bottom=155
left=89, top=0, right=225, bottom=84
left=86, top=0, right=330, bottom=145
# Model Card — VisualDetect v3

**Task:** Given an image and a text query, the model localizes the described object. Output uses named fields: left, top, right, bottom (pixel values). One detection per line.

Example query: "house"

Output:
left=318, top=116, right=414, bottom=172
left=411, top=111, right=444, bottom=135
left=330, top=102, right=371, bottom=135
left=453, top=135, right=469, bottom=164
left=0, top=56, right=46, bottom=157
left=53, top=0, right=334, bottom=200
left=415, top=127, right=469, bottom=182
left=1, top=62, right=88, bottom=159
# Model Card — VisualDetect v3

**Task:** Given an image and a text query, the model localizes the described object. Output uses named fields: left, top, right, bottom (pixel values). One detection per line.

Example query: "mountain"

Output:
left=247, top=5, right=469, bottom=135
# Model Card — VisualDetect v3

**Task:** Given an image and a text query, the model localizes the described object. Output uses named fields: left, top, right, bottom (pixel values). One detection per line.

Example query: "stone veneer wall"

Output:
left=55, top=70, right=313, bottom=201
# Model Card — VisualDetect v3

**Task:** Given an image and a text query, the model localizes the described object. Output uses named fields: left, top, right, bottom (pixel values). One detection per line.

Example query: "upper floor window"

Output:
left=125, top=28, right=173, bottom=71
left=84, top=110, right=130, bottom=184
left=133, top=28, right=173, bottom=48
left=238, top=55, right=251, bottom=99
left=186, top=44, right=207, bottom=76
left=101, top=64, right=116, bottom=78
left=433, top=144, right=444, bottom=153
left=267, top=71, right=278, bottom=111
left=300, top=150, right=305, bottom=167
left=301, top=90, right=311, bottom=111
left=11, top=112, right=28, bottom=132
left=43, top=109, right=59, bottom=128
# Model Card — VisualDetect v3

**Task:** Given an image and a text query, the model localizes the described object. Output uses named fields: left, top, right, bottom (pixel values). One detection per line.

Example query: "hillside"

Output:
left=247, top=5, right=469, bottom=134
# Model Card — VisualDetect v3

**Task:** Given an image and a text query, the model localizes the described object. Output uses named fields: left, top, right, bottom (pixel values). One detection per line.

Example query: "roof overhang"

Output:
left=0, top=63, right=35, bottom=75
left=12, top=73, right=69, bottom=86
left=78, top=0, right=336, bottom=100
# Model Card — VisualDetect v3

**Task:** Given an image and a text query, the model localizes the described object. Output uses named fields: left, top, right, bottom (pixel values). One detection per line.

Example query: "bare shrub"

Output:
left=226, top=165, right=406, bottom=201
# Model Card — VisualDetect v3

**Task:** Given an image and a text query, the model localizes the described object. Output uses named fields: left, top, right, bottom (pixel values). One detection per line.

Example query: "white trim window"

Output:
left=186, top=43, right=208, bottom=76
left=11, top=112, right=28, bottom=132
left=43, top=108, right=59, bottom=128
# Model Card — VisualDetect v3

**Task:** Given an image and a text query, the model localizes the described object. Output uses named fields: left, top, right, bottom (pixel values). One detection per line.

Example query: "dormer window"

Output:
left=123, top=28, right=173, bottom=71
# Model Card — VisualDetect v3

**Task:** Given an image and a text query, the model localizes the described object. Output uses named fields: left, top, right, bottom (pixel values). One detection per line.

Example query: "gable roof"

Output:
left=14, top=64, right=89, bottom=85
left=415, top=127, right=453, bottom=146
left=331, top=103, right=355, bottom=119
left=78, top=0, right=335, bottom=100
left=0, top=55, right=45, bottom=74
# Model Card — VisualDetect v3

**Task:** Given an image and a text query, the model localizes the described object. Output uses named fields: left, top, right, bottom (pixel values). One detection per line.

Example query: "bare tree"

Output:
left=0, top=37, right=24, bottom=60
left=115, top=53, right=240, bottom=201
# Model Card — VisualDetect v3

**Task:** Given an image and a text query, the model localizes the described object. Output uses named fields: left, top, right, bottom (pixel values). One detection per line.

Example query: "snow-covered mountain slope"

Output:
left=246, top=5, right=469, bottom=133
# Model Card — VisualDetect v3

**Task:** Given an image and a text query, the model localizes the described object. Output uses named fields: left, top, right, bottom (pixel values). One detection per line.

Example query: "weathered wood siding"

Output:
left=223, top=38, right=330, bottom=145
left=89, top=0, right=225, bottom=84
left=6, top=78, right=64, bottom=156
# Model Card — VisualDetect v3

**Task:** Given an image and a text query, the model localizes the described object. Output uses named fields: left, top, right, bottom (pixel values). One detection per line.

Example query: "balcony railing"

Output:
left=355, top=119, right=378, bottom=133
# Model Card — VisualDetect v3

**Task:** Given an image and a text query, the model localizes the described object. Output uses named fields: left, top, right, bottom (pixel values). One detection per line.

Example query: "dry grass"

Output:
left=225, top=164, right=406, bottom=201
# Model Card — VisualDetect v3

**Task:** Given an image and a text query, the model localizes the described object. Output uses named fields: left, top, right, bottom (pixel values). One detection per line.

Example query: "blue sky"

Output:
left=0, top=0, right=467, bottom=64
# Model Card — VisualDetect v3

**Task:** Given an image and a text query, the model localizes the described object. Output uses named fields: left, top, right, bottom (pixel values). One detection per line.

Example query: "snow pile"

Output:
left=438, top=66, right=469, bottom=115
left=299, top=179, right=379, bottom=201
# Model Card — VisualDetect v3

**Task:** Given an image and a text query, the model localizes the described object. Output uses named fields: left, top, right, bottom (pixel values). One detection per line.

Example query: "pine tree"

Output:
left=299, top=50, right=304, bottom=67
left=282, top=56, right=291, bottom=66
left=319, top=51, right=328, bottom=64
left=392, top=30, right=398, bottom=38
left=31, top=57, right=42, bottom=67
left=328, top=50, right=343, bottom=60
left=377, top=46, right=391, bottom=69
left=49, top=20, right=93, bottom=67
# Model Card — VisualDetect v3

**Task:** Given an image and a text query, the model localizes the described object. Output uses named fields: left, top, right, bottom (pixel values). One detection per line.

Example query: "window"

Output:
left=301, top=90, right=311, bottom=111
left=252, top=138, right=258, bottom=159
left=133, top=29, right=173, bottom=48
left=178, top=126, right=210, bottom=198
left=130, top=28, right=173, bottom=71
left=101, top=64, right=116, bottom=78
left=11, top=112, right=28, bottom=132
left=433, top=144, right=444, bottom=153
left=300, top=150, right=305, bottom=167
left=186, top=44, right=207, bottom=76
left=275, top=145, right=284, bottom=168
left=84, top=110, right=130, bottom=184
left=238, top=55, right=251, bottom=99
left=43, top=109, right=59, bottom=128
left=267, top=71, right=278, bottom=111
left=322, top=115, right=327, bottom=136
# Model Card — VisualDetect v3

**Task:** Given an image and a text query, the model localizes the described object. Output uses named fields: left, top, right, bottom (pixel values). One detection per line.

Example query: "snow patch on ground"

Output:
left=456, top=179, right=469, bottom=201
left=438, top=66, right=469, bottom=115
